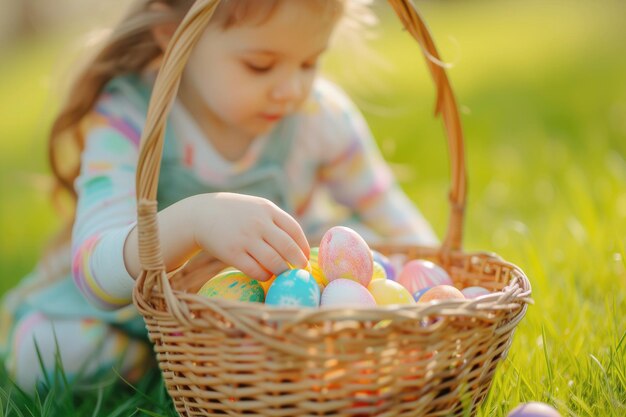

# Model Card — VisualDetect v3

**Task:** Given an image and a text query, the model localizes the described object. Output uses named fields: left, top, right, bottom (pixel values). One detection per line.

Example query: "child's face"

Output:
left=181, top=1, right=341, bottom=141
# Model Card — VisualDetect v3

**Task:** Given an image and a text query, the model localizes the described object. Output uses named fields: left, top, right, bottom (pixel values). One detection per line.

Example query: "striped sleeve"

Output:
left=316, top=81, right=439, bottom=245
left=70, top=90, right=144, bottom=310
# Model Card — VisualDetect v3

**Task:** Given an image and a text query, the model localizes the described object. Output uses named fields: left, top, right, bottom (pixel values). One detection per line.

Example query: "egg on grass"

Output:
left=507, top=402, right=562, bottom=417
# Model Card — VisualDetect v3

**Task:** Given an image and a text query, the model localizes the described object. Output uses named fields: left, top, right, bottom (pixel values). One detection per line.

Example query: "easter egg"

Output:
left=367, top=280, right=415, bottom=306
left=412, top=287, right=431, bottom=302
left=397, top=260, right=452, bottom=294
left=371, top=250, right=396, bottom=280
left=321, top=279, right=377, bottom=307
left=259, top=275, right=277, bottom=296
left=319, top=226, right=373, bottom=287
left=197, top=269, right=264, bottom=303
left=265, top=269, right=321, bottom=308
left=371, top=261, right=387, bottom=281
left=308, top=247, right=328, bottom=290
left=461, top=286, right=491, bottom=299
left=419, top=285, right=464, bottom=303
left=507, top=402, right=561, bottom=417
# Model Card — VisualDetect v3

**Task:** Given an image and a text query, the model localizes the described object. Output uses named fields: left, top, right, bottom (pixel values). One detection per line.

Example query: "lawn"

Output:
left=1, top=0, right=625, bottom=415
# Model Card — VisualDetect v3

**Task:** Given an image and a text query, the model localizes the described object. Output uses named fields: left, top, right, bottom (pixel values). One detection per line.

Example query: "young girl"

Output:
left=0, top=0, right=437, bottom=394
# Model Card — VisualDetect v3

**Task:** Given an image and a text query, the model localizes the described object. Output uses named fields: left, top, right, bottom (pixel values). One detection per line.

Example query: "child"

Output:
left=0, top=0, right=437, bottom=394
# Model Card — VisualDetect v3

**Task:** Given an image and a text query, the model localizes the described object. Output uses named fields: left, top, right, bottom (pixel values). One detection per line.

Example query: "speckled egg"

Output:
left=319, top=226, right=373, bottom=287
left=371, top=250, right=396, bottom=280
left=461, top=286, right=491, bottom=299
left=197, top=269, right=264, bottom=303
left=321, top=279, right=377, bottom=307
left=265, top=269, right=321, bottom=308
left=308, top=247, right=328, bottom=290
left=412, top=287, right=431, bottom=302
left=397, top=260, right=452, bottom=294
left=507, top=402, right=562, bottom=417
left=367, top=279, right=415, bottom=306
left=418, top=285, right=464, bottom=303
left=371, top=261, right=387, bottom=281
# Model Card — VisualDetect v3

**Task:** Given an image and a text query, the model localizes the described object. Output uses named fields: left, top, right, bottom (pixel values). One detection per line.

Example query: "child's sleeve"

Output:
left=70, top=92, right=144, bottom=310
left=316, top=82, right=438, bottom=245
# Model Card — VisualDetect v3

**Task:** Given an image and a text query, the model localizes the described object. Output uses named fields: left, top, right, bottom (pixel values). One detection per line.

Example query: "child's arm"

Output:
left=122, top=192, right=310, bottom=281
left=72, top=94, right=307, bottom=311
left=315, top=81, right=438, bottom=245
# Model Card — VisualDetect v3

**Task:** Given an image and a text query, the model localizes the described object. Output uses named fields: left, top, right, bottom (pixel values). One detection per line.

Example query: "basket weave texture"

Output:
left=132, top=1, right=533, bottom=416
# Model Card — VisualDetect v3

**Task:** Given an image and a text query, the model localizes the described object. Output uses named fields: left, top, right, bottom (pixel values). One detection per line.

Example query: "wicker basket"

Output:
left=132, top=0, right=533, bottom=416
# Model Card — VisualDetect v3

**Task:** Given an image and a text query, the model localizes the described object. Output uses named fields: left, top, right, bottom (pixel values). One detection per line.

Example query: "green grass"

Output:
left=1, top=0, right=625, bottom=415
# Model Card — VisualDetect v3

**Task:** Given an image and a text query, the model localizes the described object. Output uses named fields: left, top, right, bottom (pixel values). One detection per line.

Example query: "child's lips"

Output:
left=260, top=113, right=284, bottom=122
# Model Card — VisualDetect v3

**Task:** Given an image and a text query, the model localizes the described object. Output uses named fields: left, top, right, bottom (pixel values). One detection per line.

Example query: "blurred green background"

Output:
left=1, top=0, right=625, bottom=415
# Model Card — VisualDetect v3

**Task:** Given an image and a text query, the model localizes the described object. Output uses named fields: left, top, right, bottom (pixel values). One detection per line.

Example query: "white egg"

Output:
left=321, top=279, right=376, bottom=307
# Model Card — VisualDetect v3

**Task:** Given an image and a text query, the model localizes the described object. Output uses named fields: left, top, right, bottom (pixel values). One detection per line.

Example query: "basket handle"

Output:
left=387, top=0, right=467, bottom=254
left=134, top=0, right=467, bottom=301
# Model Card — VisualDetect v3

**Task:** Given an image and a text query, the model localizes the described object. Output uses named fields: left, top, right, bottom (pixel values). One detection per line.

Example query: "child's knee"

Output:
left=6, top=312, right=152, bottom=394
left=5, top=312, right=57, bottom=393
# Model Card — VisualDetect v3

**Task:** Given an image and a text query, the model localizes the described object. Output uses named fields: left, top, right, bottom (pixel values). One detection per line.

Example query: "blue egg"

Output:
left=265, top=269, right=321, bottom=308
left=412, top=287, right=432, bottom=302
left=371, top=250, right=396, bottom=281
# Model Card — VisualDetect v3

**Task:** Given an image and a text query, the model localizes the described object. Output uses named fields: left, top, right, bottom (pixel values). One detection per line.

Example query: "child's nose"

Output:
left=270, top=73, right=304, bottom=102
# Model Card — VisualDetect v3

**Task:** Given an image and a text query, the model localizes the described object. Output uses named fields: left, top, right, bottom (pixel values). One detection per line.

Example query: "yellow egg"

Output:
left=308, top=247, right=329, bottom=289
left=259, top=275, right=277, bottom=296
left=371, top=261, right=387, bottom=281
left=197, top=269, right=264, bottom=303
left=367, top=280, right=415, bottom=306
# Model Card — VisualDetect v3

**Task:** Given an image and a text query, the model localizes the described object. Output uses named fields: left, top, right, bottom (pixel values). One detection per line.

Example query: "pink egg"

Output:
left=507, top=402, right=561, bottom=417
left=319, top=226, right=373, bottom=287
left=397, top=260, right=452, bottom=294
left=461, top=286, right=491, bottom=299
left=419, top=285, right=464, bottom=303
left=321, top=279, right=377, bottom=307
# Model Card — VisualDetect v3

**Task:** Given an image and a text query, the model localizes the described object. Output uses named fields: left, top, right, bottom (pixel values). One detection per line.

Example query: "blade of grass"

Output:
left=90, top=388, right=104, bottom=417
left=134, top=409, right=169, bottom=417
left=32, top=339, right=50, bottom=392
left=541, top=325, right=553, bottom=396
left=111, top=368, right=170, bottom=414
left=0, top=386, right=26, bottom=417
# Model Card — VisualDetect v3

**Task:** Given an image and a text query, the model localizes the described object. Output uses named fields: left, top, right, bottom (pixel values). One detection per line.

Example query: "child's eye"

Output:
left=245, top=62, right=273, bottom=73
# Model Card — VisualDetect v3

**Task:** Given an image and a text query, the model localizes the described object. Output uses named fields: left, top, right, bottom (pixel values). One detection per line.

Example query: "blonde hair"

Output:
left=44, top=0, right=375, bottom=270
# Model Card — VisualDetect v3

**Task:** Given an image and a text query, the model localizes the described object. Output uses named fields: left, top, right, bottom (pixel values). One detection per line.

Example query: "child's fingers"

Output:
left=247, top=240, right=290, bottom=277
left=234, top=254, right=273, bottom=282
left=264, top=226, right=309, bottom=270
left=272, top=212, right=310, bottom=260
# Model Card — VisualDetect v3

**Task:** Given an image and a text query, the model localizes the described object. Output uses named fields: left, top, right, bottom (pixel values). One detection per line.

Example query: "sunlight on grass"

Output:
left=1, top=0, right=625, bottom=415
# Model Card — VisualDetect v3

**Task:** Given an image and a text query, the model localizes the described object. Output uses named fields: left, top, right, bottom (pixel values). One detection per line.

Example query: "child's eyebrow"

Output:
left=241, top=46, right=328, bottom=59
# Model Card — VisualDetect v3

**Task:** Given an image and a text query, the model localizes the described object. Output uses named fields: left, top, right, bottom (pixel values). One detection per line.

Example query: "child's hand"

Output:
left=189, top=193, right=310, bottom=281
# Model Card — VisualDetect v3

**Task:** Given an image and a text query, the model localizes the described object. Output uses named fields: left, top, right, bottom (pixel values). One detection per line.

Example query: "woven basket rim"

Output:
left=133, top=247, right=532, bottom=318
